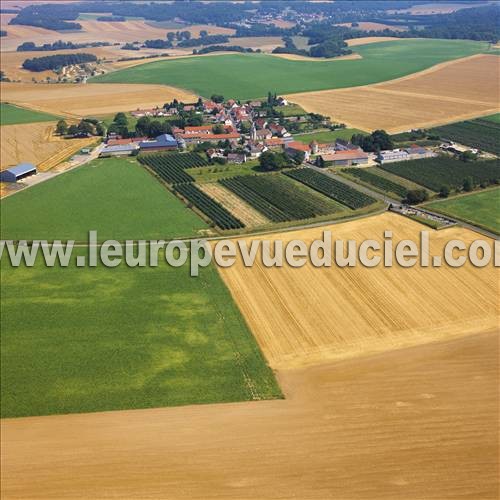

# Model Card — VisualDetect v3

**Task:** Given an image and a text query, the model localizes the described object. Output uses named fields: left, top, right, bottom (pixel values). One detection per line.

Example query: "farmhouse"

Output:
left=0, top=163, right=37, bottom=183
left=377, top=149, right=409, bottom=164
left=246, top=142, right=268, bottom=157
left=139, top=134, right=180, bottom=152
left=378, top=146, right=435, bottom=163
left=227, top=153, right=247, bottom=164
left=100, top=144, right=139, bottom=157
left=285, top=141, right=311, bottom=160
left=317, top=150, right=369, bottom=167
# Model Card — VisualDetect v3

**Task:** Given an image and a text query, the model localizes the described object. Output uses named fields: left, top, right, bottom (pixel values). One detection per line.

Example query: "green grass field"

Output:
left=292, top=128, right=366, bottom=144
left=481, top=113, right=500, bottom=124
left=0, top=103, right=60, bottom=126
left=90, top=39, right=488, bottom=99
left=0, top=158, right=208, bottom=241
left=424, top=188, right=500, bottom=234
left=0, top=251, right=281, bottom=417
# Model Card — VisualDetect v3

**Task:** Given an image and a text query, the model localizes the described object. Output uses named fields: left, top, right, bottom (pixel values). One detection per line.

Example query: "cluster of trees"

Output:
left=178, top=34, right=229, bottom=48
left=143, top=39, right=172, bottom=49
left=166, top=31, right=193, bottom=42
left=56, top=118, right=104, bottom=137
left=405, top=189, right=429, bottom=204
left=0, top=30, right=6, bottom=37
left=195, top=45, right=257, bottom=55
left=259, top=151, right=290, bottom=171
left=272, top=36, right=309, bottom=57
left=9, top=3, right=82, bottom=31
left=17, top=40, right=110, bottom=52
left=309, top=39, right=351, bottom=58
left=121, top=43, right=140, bottom=51
left=96, top=16, right=126, bottom=22
left=351, top=130, right=393, bottom=152
left=22, top=53, right=97, bottom=72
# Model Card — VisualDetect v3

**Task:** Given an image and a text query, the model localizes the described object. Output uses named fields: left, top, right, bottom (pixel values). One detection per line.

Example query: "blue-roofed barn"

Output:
left=0, top=163, right=37, bottom=183
left=139, top=134, right=179, bottom=152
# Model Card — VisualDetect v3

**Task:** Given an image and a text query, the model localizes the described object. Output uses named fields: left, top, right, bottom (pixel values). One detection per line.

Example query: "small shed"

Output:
left=0, top=163, right=37, bottom=183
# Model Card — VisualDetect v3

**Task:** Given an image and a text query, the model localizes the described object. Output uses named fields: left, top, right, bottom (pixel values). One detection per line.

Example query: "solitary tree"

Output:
left=439, top=185, right=450, bottom=198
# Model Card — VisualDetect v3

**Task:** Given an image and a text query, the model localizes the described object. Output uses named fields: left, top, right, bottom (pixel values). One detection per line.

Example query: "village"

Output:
left=97, top=95, right=437, bottom=167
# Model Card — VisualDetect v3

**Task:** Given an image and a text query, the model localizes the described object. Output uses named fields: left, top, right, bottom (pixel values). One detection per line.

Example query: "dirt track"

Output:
left=1, top=331, right=497, bottom=499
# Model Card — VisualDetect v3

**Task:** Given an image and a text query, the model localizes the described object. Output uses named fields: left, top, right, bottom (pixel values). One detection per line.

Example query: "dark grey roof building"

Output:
left=0, top=163, right=37, bottom=183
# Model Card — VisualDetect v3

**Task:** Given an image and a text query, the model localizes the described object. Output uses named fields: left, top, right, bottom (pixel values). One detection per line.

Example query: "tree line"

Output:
left=17, top=40, right=110, bottom=52
left=22, top=53, right=97, bottom=72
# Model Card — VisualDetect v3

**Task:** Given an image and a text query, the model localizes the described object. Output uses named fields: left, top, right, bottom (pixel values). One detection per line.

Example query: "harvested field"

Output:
left=200, top=183, right=269, bottom=228
left=392, top=2, right=489, bottom=14
left=0, top=82, right=197, bottom=118
left=286, top=54, right=500, bottom=133
left=1, top=331, right=497, bottom=499
left=224, top=36, right=284, bottom=52
left=219, top=212, right=498, bottom=369
left=0, top=122, right=94, bottom=170
left=270, top=52, right=362, bottom=61
left=338, top=22, right=408, bottom=32
left=346, top=36, right=402, bottom=46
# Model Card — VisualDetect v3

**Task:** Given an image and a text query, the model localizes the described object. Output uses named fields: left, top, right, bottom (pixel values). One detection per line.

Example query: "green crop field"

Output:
left=90, top=39, right=488, bottom=100
left=0, top=251, right=281, bottom=418
left=292, top=128, right=366, bottom=144
left=480, top=113, right=500, bottom=124
left=0, top=158, right=208, bottom=241
left=424, top=188, right=500, bottom=234
left=0, top=103, right=60, bottom=126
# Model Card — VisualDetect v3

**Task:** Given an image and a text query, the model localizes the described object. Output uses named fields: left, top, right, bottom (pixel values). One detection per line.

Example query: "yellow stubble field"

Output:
left=285, top=54, right=500, bottom=133
left=218, top=212, right=499, bottom=369
left=0, top=121, right=95, bottom=170
left=0, top=82, right=198, bottom=118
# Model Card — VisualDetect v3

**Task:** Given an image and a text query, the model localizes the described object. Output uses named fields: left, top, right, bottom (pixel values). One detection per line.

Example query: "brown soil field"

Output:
left=270, top=52, right=362, bottom=62
left=0, top=121, right=95, bottom=170
left=218, top=212, right=498, bottom=369
left=338, top=22, right=408, bottom=32
left=346, top=36, right=402, bottom=47
left=200, top=183, right=269, bottom=228
left=286, top=54, right=500, bottom=133
left=1, top=331, right=497, bottom=499
left=0, top=82, right=198, bottom=118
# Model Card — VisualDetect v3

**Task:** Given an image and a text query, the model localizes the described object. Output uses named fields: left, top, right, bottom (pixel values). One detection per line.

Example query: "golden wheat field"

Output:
left=338, top=22, right=408, bottom=32
left=2, top=331, right=497, bottom=499
left=218, top=212, right=499, bottom=369
left=286, top=54, right=500, bottom=132
left=0, top=82, right=198, bottom=118
left=0, top=122, right=95, bottom=170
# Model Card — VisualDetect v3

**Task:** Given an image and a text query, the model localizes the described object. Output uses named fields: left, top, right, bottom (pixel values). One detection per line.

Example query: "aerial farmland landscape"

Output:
left=0, top=1, right=498, bottom=499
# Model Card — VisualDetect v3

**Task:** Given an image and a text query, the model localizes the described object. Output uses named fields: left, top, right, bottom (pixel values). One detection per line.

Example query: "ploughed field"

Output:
left=90, top=39, right=488, bottom=100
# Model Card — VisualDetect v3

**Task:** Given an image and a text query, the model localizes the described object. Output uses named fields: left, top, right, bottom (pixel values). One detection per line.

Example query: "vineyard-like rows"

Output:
left=343, top=168, right=408, bottom=198
left=138, top=152, right=209, bottom=184
left=430, top=119, right=500, bottom=156
left=174, top=183, right=244, bottom=230
left=380, top=157, right=500, bottom=191
left=285, top=168, right=375, bottom=209
left=220, top=174, right=336, bottom=222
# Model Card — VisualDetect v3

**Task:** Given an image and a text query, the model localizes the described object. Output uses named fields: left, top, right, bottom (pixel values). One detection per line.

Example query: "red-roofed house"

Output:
left=285, top=141, right=311, bottom=160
